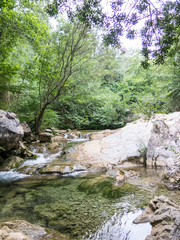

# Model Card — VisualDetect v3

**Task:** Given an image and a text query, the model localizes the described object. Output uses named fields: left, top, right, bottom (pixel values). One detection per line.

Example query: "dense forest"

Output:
left=0, top=0, right=180, bottom=133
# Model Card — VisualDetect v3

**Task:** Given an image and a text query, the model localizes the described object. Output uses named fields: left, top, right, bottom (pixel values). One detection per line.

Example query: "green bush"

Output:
left=41, top=109, right=59, bottom=129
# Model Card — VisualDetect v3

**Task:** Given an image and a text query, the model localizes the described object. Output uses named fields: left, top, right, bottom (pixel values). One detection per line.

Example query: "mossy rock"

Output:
left=48, top=220, right=73, bottom=232
left=77, top=176, right=113, bottom=194
left=34, top=203, right=69, bottom=221
left=103, top=183, right=139, bottom=198
left=77, top=175, right=139, bottom=199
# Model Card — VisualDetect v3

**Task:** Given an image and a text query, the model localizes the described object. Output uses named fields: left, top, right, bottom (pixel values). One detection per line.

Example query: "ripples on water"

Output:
left=87, top=209, right=151, bottom=240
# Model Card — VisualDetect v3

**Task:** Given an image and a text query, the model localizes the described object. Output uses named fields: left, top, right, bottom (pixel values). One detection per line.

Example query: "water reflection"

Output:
left=87, top=209, right=151, bottom=240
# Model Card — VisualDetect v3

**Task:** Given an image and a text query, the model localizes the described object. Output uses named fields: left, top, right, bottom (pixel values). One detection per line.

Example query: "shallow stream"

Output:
left=0, top=135, right=180, bottom=240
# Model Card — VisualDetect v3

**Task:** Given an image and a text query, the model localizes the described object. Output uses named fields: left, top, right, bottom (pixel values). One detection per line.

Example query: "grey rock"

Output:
left=39, top=132, right=53, bottom=143
left=21, top=122, right=35, bottom=143
left=0, top=220, right=70, bottom=240
left=67, top=112, right=180, bottom=189
left=0, top=110, right=24, bottom=151
left=134, top=196, right=180, bottom=240
left=45, top=129, right=52, bottom=133
left=0, top=156, right=24, bottom=171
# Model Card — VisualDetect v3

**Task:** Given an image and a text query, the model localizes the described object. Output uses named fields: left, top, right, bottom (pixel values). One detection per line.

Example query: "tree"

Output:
left=166, top=55, right=180, bottom=111
left=0, top=0, right=49, bottom=99
left=43, top=0, right=180, bottom=66
left=22, top=20, right=96, bottom=134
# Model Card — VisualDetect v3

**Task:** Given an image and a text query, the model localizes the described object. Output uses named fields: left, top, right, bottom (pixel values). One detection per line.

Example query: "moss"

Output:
left=103, top=183, right=139, bottom=199
left=77, top=176, right=139, bottom=199
left=29, top=154, right=38, bottom=159
left=77, top=176, right=113, bottom=194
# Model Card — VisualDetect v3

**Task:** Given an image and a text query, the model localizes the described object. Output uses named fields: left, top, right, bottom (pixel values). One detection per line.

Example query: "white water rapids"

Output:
left=0, top=170, right=29, bottom=183
left=0, top=136, right=88, bottom=183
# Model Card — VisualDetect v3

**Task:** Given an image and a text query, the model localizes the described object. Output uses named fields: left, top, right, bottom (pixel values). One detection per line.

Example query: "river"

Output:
left=0, top=133, right=179, bottom=240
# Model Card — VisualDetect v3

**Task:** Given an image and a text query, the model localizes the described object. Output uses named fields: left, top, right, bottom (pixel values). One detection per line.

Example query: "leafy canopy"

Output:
left=43, top=0, right=180, bottom=66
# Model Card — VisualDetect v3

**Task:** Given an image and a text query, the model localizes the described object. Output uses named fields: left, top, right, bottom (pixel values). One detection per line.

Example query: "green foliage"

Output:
left=0, top=0, right=49, bottom=109
left=135, top=95, right=168, bottom=119
left=41, top=109, right=59, bottom=129
left=0, top=1, right=179, bottom=131
left=167, top=56, right=180, bottom=111
left=48, top=48, right=176, bottom=130
left=0, top=146, right=5, bottom=152
left=27, top=1, right=180, bottom=65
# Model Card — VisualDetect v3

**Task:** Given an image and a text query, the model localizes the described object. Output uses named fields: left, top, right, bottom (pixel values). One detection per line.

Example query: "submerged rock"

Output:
left=0, top=110, right=24, bottom=152
left=77, top=175, right=139, bottom=198
left=133, top=196, right=180, bottom=240
left=0, top=220, right=70, bottom=240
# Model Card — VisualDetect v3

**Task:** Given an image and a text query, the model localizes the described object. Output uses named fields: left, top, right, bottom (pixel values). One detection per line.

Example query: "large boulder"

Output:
left=146, top=112, right=180, bottom=189
left=133, top=196, right=180, bottom=240
left=0, top=110, right=24, bottom=152
left=147, top=112, right=180, bottom=167
left=67, top=121, right=153, bottom=169
left=67, top=112, right=180, bottom=188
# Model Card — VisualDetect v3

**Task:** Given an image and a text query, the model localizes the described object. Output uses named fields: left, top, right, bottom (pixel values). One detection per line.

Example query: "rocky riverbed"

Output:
left=0, top=110, right=180, bottom=239
left=0, top=168, right=179, bottom=240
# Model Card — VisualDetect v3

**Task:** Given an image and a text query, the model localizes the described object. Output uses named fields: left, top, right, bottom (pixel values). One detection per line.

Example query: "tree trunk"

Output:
left=35, top=105, right=47, bottom=135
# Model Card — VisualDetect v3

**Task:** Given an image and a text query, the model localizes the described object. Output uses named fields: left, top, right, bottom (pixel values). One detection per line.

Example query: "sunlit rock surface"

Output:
left=68, top=121, right=152, bottom=168
left=67, top=112, right=180, bottom=189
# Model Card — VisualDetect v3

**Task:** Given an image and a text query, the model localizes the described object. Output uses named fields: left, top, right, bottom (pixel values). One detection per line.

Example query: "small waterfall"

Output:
left=0, top=170, right=29, bottom=183
left=21, top=150, right=62, bottom=167
left=0, top=148, right=62, bottom=183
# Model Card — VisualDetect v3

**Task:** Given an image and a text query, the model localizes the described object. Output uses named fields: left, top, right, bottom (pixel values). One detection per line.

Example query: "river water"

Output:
left=0, top=135, right=179, bottom=240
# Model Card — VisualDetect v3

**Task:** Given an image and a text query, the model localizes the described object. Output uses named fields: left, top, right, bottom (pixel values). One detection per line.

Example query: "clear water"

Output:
left=0, top=168, right=179, bottom=240
left=88, top=209, right=151, bottom=240
left=0, top=173, right=150, bottom=240
left=0, top=137, right=179, bottom=240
